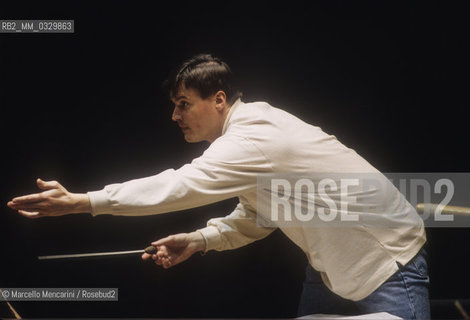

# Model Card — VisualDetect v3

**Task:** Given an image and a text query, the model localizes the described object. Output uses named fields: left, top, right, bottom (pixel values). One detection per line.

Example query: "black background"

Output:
left=0, top=1, right=469, bottom=318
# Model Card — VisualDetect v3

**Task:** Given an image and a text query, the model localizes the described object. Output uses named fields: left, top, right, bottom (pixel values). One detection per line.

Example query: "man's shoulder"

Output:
left=236, top=100, right=272, bottom=112
left=233, top=100, right=305, bottom=128
left=233, top=100, right=288, bottom=120
left=240, top=100, right=272, bottom=107
left=228, top=101, right=273, bottom=130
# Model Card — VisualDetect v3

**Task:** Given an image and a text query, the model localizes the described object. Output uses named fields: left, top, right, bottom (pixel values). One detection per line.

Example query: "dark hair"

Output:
left=164, top=54, right=242, bottom=105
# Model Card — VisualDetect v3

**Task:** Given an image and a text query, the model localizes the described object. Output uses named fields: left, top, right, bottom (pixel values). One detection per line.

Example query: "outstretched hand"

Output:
left=142, top=232, right=206, bottom=269
left=7, top=178, right=91, bottom=218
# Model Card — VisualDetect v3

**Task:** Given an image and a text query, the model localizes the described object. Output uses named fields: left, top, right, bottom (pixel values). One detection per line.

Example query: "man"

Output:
left=8, top=54, right=430, bottom=319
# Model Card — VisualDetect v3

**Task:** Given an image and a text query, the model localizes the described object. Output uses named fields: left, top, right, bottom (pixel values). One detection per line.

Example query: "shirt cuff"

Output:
left=196, top=225, right=222, bottom=252
left=87, top=190, right=110, bottom=216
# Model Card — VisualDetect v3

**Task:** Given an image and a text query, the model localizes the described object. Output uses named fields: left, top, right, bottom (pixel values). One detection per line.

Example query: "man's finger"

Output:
left=8, top=202, right=47, bottom=210
left=162, top=257, right=172, bottom=269
left=37, top=178, right=59, bottom=190
left=169, top=249, right=193, bottom=266
left=152, top=235, right=176, bottom=247
left=17, top=210, right=43, bottom=218
left=8, top=202, right=50, bottom=215
left=10, top=194, right=43, bottom=204
left=141, top=253, right=152, bottom=260
left=154, top=257, right=163, bottom=266
left=152, top=233, right=187, bottom=247
left=156, top=245, right=169, bottom=256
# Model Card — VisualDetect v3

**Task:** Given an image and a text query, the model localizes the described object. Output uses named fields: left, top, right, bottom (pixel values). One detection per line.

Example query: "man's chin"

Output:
left=183, top=134, right=201, bottom=143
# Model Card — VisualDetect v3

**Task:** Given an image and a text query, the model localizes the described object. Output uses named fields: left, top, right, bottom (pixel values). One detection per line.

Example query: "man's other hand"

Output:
left=142, top=232, right=206, bottom=269
left=7, top=178, right=91, bottom=218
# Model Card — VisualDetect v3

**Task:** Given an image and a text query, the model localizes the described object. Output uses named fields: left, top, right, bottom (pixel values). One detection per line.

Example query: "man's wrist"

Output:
left=191, top=231, right=207, bottom=253
left=196, top=226, right=220, bottom=252
left=72, top=193, right=92, bottom=214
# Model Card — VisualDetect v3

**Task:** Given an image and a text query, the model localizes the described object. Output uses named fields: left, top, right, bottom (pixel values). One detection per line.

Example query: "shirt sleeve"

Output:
left=197, top=200, right=277, bottom=252
left=87, top=135, right=272, bottom=216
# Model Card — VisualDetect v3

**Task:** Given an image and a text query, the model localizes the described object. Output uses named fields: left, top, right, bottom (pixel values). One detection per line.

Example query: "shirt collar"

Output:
left=221, top=98, right=242, bottom=135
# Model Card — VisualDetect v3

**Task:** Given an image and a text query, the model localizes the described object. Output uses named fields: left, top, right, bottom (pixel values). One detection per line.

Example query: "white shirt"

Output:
left=88, top=99, right=426, bottom=301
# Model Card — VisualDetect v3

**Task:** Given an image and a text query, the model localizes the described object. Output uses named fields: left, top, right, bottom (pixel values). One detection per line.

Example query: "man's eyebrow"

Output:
left=174, top=95, right=188, bottom=101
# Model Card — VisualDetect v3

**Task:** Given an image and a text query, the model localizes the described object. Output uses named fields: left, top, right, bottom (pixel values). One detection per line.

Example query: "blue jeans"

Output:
left=297, top=248, right=431, bottom=319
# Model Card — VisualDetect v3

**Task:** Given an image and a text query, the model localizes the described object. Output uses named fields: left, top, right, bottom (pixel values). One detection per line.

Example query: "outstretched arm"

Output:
left=8, top=131, right=269, bottom=219
left=7, top=178, right=91, bottom=218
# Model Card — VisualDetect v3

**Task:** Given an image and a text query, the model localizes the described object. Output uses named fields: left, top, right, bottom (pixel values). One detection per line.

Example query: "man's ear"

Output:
left=214, top=91, right=227, bottom=111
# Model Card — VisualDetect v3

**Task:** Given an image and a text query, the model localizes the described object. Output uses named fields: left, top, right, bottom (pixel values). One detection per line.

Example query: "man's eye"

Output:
left=179, top=102, right=189, bottom=109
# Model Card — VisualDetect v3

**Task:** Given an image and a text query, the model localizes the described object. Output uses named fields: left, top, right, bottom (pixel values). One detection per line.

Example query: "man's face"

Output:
left=171, top=85, right=228, bottom=143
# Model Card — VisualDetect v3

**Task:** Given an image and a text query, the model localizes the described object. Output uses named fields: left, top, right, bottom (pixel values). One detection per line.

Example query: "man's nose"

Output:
left=172, top=107, right=182, bottom=122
